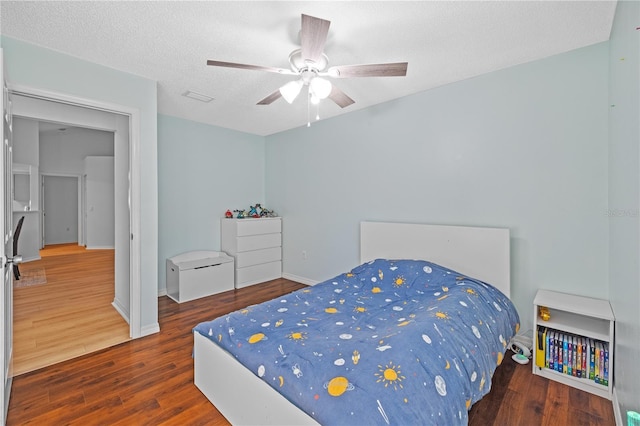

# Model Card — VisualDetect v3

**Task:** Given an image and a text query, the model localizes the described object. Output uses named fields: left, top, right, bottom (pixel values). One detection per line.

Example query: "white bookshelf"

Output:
left=533, top=289, right=614, bottom=400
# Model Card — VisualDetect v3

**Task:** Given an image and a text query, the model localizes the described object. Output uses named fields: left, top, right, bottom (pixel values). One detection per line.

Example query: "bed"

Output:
left=193, top=222, right=520, bottom=425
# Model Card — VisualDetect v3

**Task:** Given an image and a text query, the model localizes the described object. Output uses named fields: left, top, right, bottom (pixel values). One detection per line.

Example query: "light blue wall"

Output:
left=157, top=114, right=265, bottom=291
left=266, top=42, right=610, bottom=334
left=1, top=36, right=160, bottom=331
left=608, top=0, right=640, bottom=417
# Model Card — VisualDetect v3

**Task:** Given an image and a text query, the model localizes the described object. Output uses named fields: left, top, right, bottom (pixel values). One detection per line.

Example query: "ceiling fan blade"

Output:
left=257, top=89, right=282, bottom=105
left=328, top=86, right=355, bottom=108
left=207, top=60, right=294, bottom=75
left=300, top=14, right=330, bottom=65
left=327, top=62, right=408, bottom=78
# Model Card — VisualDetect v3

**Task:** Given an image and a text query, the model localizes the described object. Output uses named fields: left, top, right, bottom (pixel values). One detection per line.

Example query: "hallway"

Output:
left=12, top=244, right=130, bottom=376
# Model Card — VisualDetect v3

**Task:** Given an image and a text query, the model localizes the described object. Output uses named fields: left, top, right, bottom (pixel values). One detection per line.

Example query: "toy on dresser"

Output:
left=225, top=204, right=277, bottom=219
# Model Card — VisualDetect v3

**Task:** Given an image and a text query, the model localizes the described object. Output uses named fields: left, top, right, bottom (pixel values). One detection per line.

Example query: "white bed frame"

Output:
left=194, top=222, right=510, bottom=425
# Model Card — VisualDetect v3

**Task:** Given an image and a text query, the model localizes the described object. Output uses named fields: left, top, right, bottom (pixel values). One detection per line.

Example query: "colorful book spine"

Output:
left=562, top=334, right=568, bottom=374
left=550, top=331, right=556, bottom=370
left=544, top=330, right=553, bottom=368
left=576, top=337, right=582, bottom=378
left=553, top=331, right=562, bottom=371
left=599, top=342, right=605, bottom=385
left=568, top=336, right=573, bottom=376
left=572, top=336, right=576, bottom=376
left=589, top=339, right=595, bottom=380
left=536, top=328, right=610, bottom=387
left=581, top=339, right=587, bottom=379
left=595, top=342, right=601, bottom=384
left=536, top=326, right=547, bottom=368
left=603, top=343, right=609, bottom=386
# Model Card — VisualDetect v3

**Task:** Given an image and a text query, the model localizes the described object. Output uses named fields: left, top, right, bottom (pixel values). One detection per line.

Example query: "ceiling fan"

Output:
left=207, top=14, right=408, bottom=108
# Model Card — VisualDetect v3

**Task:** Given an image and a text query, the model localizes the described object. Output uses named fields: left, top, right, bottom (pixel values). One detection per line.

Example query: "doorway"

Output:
left=42, top=175, right=80, bottom=247
left=10, top=120, right=126, bottom=374
left=8, top=87, right=143, bottom=342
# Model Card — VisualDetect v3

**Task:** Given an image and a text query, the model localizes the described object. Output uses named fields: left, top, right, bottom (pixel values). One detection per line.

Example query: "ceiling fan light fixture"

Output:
left=280, top=79, right=303, bottom=104
left=310, top=77, right=332, bottom=100
left=206, top=14, right=407, bottom=110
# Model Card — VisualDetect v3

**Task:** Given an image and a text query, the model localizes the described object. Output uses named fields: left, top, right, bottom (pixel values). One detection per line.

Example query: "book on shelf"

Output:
left=571, top=336, right=580, bottom=377
left=581, top=338, right=587, bottom=379
left=536, top=327, right=547, bottom=368
left=603, top=345, right=609, bottom=387
left=589, top=338, right=596, bottom=381
left=595, top=341, right=601, bottom=384
left=536, top=325, right=609, bottom=386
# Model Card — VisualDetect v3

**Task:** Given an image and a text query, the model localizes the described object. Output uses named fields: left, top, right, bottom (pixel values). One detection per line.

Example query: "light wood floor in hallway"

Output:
left=12, top=243, right=130, bottom=376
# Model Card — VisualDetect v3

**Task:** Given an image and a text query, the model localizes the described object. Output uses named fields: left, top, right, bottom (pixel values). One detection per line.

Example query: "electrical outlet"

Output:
left=301, top=250, right=307, bottom=260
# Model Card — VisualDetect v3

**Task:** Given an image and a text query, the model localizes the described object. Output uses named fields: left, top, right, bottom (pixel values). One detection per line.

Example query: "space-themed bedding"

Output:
left=193, top=259, right=520, bottom=425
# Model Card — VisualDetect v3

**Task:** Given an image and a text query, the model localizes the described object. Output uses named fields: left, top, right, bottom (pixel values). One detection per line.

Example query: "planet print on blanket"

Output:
left=325, top=376, right=354, bottom=396
left=194, top=258, right=520, bottom=425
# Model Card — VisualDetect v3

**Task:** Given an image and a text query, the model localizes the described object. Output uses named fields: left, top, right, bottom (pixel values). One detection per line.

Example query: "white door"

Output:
left=0, top=48, right=15, bottom=424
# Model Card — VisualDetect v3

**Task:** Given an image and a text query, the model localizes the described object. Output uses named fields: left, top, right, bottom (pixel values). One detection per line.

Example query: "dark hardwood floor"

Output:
left=7, top=278, right=615, bottom=425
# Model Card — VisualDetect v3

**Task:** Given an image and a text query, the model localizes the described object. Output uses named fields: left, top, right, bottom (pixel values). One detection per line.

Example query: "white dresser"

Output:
left=220, top=217, right=282, bottom=288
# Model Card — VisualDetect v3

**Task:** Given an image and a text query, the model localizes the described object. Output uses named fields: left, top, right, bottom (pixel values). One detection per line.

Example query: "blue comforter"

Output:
left=194, top=259, right=520, bottom=425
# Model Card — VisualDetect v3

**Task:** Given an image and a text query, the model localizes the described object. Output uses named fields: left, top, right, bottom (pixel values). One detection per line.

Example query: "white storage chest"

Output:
left=166, top=251, right=234, bottom=303
left=221, top=217, right=282, bottom=288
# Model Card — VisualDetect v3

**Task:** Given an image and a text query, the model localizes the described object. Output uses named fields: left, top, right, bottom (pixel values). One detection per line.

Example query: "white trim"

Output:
left=86, top=245, right=116, bottom=250
left=128, top=110, right=142, bottom=338
left=18, top=255, right=40, bottom=263
left=10, top=84, right=137, bottom=123
left=158, top=288, right=167, bottom=297
left=1, top=48, right=13, bottom=424
left=111, top=299, right=130, bottom=325
left=8, top=83, right=143, bottom=339
left=612, top=387, right=623, bottom=426
left=140, top=322, right=160, bottom=337
left=281, top=272, right=318, bottom=286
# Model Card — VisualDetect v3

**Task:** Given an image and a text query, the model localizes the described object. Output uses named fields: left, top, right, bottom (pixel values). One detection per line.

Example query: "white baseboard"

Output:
left=86, top=245, right=115, bottom=250
left=282, top=272, right=319, bottom=286
left=158, top=288, right=167, bottom=297
left=613, top=387, right=623, bottom=426
left=111, top=298, right=130, bottom=325
left=22, top=256, right=41, bottom=263
left=140, top=322, right=160, bottom=337
left=3, top=375, right=12, bottom=426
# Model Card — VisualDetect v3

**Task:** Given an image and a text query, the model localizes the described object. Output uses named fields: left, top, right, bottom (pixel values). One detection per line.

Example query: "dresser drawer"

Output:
left=236, top=261, right=282, bottom=288
left=236, top=218, right=281, bottom=236
left=220, top=217, right=282, bottom=288
left=236, top=233, right=281, bottom=252
left=235, top=247, right=281, bottom=268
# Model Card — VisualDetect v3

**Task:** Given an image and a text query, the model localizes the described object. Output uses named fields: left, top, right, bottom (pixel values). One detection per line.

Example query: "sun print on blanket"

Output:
left=193, top=258, right=522, bottom=425
left=288, top=331, right=307, bottom=342
left=392, top=275, right=406, bottom=287
left=375, top=361, right=405, bottom=390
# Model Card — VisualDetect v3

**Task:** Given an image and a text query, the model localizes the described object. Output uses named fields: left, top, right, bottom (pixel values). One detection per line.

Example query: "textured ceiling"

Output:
left=1, top=1, right=617, bottom=136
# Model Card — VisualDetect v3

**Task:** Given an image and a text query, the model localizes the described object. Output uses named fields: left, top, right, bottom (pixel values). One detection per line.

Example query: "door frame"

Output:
left=9, top=83, right=142, bottom=339
left=1, top=47, right=13, bottom=424
left=40, top=173, right=83, bottom=248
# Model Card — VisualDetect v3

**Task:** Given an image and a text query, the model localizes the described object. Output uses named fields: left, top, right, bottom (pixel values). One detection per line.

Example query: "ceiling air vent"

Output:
left=182, top=90, right=214, bottom=103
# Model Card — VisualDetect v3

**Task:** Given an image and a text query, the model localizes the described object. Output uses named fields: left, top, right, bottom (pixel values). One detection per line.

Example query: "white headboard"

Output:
left=360, top=222, right=511, bottom=298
